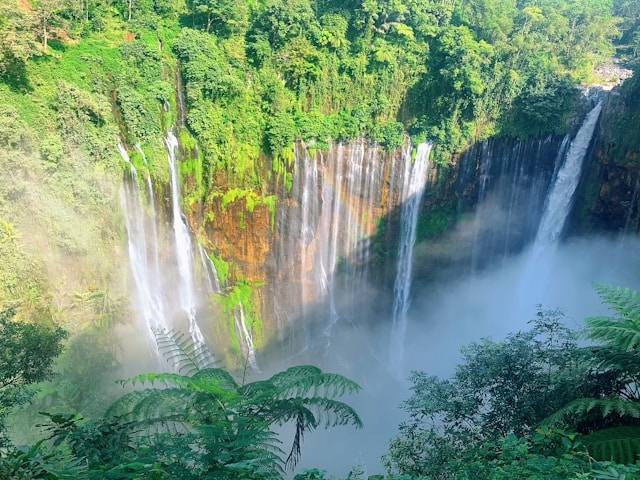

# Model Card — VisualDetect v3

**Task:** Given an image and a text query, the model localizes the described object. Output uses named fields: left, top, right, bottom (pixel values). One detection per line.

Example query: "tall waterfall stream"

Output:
left=120, top=95, right=605, bottom=369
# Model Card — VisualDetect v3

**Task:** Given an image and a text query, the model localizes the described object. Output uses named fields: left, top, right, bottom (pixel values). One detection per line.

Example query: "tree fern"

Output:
left=98, top=332, right=362, bottom=476
left=581, top=426, right=640, bottom=464
left=594, top=285, right=640, bottom=320
left=545, top=286, right=640, bottom=450
left=587, top=285, right=640, bottom=351
left=545, top=397, right=640, bottom=426
left=153, top=329, right=215, bottom=375
left=265, top=365, right=361, bottom=398
left=585, top=346, right=640, bottom=373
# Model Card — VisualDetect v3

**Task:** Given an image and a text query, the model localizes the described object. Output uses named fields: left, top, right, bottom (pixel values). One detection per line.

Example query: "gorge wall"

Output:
left=168, top=87, right=633, bottom=362
left=570, top=80, right=640, bottom=236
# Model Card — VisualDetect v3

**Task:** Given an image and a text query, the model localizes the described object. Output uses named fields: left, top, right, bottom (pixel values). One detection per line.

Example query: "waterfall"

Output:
left=533, top=101, right=604, bottom=247
left=273, top=140, right=403, bottom=351
left=389, top=142, right=432, bottom=373
left=118, top=144, right=168, bottom=346
left=197, top=243, right=258, bottom=369
left=166, top=131, right=206, bottom=345
left=515, top=99, right=604, bottom=311
left=198, top=244, right=221, bottom=293
left=461, top=134, right=572, bottom=272
left=234, top=305, right=258, bottom=370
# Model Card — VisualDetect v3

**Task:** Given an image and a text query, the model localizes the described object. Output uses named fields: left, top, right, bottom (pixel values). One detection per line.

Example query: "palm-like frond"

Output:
left=298, top=397, right=363, bottom=429
left=595, top=285, right=640, bottom=320
left=587, top=285, right=640, bottom=351
left=106, top=388, right=195, bottom=420
left=98, top=331, right=362, bottom=477
left=581, top=346, right=640, bottom=378
left=586, top=316, right=640, bottom=352
left=197, top=422, right=285, bottom=477
left=262, top=365, right=362, bottom=398
left=545, top=397, right=640, bottom=425
left=153, top=329, right=215, bottom=375
left=192, top=368, right=239, bottom=390
left=581, top=426, right=640, bottom=464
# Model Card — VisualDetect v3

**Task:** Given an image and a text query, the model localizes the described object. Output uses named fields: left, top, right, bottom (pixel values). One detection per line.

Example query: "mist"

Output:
left=292, top=234, right=640, bottom=477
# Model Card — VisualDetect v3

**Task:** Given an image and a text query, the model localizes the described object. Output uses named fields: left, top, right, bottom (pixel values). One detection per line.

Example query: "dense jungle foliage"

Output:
left=5, top=283, right=640, bottom=478
left=0, top=0, right=637, bottom=330
left=1, top=0, right=638, bottom=186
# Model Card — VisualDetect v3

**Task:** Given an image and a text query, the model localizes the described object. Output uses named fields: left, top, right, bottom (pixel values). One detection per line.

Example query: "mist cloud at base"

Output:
left=293, top=235, right=640, bottom=476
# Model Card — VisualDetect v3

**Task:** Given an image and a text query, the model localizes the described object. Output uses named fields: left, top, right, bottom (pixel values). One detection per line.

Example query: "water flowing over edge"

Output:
left=534, top=101, right=604, bottom=248
left=166, top=131, right=207, bottom=346
left=389, top=142, right=433, bottom=373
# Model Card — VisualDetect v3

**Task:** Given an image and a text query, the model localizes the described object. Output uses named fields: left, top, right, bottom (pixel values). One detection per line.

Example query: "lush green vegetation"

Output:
left=603, top=64, right=640, bottom=163
left=0, top=0, right=632, bottom=181
left=383, top=286, right=640, bottom=479
left=0, top=0, right=636, bottom=351
left=6, top=284, right=640, bottom=478
left=0, top=321, right=362, bottom=479
left=2, top=0, right=640, bottom=478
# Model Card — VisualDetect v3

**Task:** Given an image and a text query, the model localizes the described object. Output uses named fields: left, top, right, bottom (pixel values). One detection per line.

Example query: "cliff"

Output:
left=569, top=79, right=640, bottom=236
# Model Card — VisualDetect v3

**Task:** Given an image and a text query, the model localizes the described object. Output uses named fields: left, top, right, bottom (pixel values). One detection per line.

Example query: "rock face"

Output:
left=569, top=83, right=640, bottom=236
left=180, top=77, right=639, bottom=354
left=185, top=134, right=569, bottom=352
left=410, top=135, right=568, bottom=283
left=189, top=140, right=422, bottom=348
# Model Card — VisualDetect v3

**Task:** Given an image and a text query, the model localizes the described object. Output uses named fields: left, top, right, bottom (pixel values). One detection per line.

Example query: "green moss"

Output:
left=212, top=188, right=277, bottom=224
left=215, top=278, right=264, bottom=358
left=210, top=253, right=230, bottom=287
left=416, top=205, right=458, bottom=242
left=272, top=147, right=295, bottom=192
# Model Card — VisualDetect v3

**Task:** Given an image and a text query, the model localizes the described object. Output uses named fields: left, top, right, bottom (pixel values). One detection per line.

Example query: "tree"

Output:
left=248, top=0, right=319, bottom=55
left=384, top=309, right=603, bottom=478
left=44, top=329, right=362, bottom=479
left=32, top=0, right=69, bottom=50
left=0, top=3, right=38, bottom=81
left=0, top=307, right=67, bottom=446
left=546, top=286, right=640, bottom=462
left=190, top=0, right=248, bottom=36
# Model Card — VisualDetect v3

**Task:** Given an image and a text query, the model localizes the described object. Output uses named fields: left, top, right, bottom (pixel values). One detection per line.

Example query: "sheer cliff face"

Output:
left=181, top=83, right=638, bottom=351
left=187, top=135, right=566, bottom=349
left=570, top=88, right=640, bottom=236
left=414, top=136, right=567, bottom=276
left=187, top=141, right=417, bottom=343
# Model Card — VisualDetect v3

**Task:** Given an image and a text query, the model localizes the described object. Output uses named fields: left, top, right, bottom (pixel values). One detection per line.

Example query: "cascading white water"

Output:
left=274, top=140, right=428, bottom=353
left=234, top=305, right=258, bottom=370
left=198, top=244, right=221, bottom=294
left=515, top=99, right=604, bottom=313
left=389, top=142, right=432, bottom=373
left=197, top=243, right=258, bottom=369
left=135, top=144, right=163, bottom=280
left=166, top=131, right=206, bottom=345
left=533, top=101, right=603, bottom=247
left=118, top=144, right=169, bottom=345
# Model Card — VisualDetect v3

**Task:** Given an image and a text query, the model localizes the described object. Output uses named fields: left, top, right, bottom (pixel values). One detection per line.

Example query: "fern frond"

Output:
left=544, top=397, right=640, bottom=425
left=582, top=426, right=640, bottom=464
left=153, top=329, right=215, bottom=375
left=197, top=422, right=285, bottom=476
left=595, top=285, right=640, bottom=320
left=192, top=368, right=239, bottom=391
left=105, top=390, right=155, bottom=418
left=300, top=397, right=363, bottom=429
left=265, top=365, right=361, bottom=398
left=129, top=388, right=197, bottom=423
left=585, top=346, right=640, bottom=373
left=586, top=315, right=640, bottom=352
